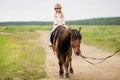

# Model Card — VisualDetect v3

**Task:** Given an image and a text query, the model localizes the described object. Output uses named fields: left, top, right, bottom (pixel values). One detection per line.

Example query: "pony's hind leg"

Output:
left=65, top=57, right=70, bottom=78
left=65, top=62, right=69, bottom=78
left=59, top=61, right=64, bottom=78
left=58, top=56, right=64, bottom=78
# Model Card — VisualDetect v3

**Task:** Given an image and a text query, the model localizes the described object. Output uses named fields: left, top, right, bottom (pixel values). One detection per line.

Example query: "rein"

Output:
left=71, top=30, right=81, bottom=48
left=71, top=29, right=120, bottom=65
left=79, top=49, right=120, bottom=65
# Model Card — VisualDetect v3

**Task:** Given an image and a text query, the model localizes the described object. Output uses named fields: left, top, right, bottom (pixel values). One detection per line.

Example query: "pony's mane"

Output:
left=71, top=29, right=82, bottom=40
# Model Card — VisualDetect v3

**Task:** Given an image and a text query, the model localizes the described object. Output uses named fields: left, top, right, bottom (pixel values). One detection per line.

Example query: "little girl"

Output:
left=49, top=3, right=67, bottom=46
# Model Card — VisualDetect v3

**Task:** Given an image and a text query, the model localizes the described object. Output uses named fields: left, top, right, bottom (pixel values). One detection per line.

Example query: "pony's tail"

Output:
left=63, top=55, right=66, bottom=63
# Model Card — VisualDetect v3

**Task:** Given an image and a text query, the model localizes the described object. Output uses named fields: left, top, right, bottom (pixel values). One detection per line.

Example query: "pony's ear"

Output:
left=77, top=27, right=81, bottom=32
left=68, top=27, right=73, bottom=34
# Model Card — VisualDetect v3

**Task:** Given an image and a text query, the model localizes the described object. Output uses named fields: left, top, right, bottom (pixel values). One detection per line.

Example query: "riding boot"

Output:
left=49, top=42, right=52, bottom=47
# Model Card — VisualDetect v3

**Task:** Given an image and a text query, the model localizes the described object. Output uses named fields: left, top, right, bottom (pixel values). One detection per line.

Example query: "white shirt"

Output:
left=54, top=13, right=65, bottom=28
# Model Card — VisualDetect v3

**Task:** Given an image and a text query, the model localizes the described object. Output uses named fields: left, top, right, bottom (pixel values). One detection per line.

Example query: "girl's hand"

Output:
left=59, top=24, right=64, bottom=26
left=55, top=24, right=58, bottom=26
left=55, top=24, right=64, bottom=26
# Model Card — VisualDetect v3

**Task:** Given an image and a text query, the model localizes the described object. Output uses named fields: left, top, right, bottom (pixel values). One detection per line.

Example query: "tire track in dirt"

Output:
left=37, top=30, right=120, bottom=80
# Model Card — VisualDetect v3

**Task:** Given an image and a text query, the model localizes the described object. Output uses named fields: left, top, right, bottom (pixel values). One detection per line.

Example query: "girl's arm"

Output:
left=62, top=18, right=65, bottom=25
left=54, top=17, right=58, bottom=27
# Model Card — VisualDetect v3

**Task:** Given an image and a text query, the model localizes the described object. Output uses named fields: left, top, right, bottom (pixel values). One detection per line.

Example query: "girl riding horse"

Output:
left=49, top=3, right=67, bottom=47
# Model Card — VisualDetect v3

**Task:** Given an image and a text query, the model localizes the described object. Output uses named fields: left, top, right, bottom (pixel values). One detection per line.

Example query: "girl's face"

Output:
left=55, top=8, right=61, bottom=13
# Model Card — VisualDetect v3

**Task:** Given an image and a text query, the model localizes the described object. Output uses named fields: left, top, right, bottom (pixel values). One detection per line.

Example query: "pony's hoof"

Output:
left=70, top=68, right=74, bottom=74
left=65, top=73, right=70, bottom=79
left=59, top=75, right=63, bottom=78
left=59, top=71, right=64, bottom=78
left=65, top=77, right=70, bottom=80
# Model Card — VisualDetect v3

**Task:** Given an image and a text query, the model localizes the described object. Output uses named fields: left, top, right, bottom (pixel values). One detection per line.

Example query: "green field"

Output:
left=81, top=25, right=120, bottom=52
left=0, top=25, right=120, bottom=79
left=0, top=25, right=120, bottom=52
left=0, top=26, right=46, bottom=79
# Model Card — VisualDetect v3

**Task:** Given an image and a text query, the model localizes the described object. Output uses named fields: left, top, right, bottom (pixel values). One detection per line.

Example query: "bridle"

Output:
left=72, top=44, right=80, bottom=48
left=71, top=30, right=81, bottom=48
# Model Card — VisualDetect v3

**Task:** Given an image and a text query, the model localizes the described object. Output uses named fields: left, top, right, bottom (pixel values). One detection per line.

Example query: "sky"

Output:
left=0, top=0, right=120, bottom=22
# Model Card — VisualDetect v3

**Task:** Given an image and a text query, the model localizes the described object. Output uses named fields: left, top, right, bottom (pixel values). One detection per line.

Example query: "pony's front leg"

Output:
left=69, top=50, right=74, bottom=74
left=69, top=56, right=74, bottom=74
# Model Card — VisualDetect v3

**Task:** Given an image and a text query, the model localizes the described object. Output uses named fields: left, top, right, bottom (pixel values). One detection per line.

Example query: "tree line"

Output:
left=0, top=17, right=120, bottom=26
left=66, top=17, right=120, bottom=25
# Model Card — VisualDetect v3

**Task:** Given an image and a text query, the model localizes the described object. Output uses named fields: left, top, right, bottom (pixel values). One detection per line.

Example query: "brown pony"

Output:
left=52, top=26, right=82, bottom=79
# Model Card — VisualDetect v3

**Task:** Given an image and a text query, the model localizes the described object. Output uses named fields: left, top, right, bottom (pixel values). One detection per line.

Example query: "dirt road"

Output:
left=37, top=30, right=120, bottom=80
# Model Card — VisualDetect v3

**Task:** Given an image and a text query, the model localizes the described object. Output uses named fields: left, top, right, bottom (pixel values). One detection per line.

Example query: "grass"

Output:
left=0, top=25, right=120, bottom=52
left=0, top=27, right=46, bottom=79
left=81, top=25, right=120, bottom=52
left=0, top=25, right=52, bottom=32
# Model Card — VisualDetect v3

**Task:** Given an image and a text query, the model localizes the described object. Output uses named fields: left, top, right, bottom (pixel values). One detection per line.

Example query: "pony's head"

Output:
left=71, top=27, right=82, bottom=56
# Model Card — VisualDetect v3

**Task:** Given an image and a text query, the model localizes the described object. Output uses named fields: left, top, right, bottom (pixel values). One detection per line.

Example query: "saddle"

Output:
left=51, top=26, right=65, bottom=44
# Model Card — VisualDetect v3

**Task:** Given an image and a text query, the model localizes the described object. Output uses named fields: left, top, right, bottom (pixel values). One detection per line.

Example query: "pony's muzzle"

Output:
left=74, top=50, right=81, bottom=56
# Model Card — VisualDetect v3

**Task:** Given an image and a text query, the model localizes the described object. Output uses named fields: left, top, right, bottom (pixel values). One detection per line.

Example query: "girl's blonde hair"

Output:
left=54, top=12, right=64, bottom=18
